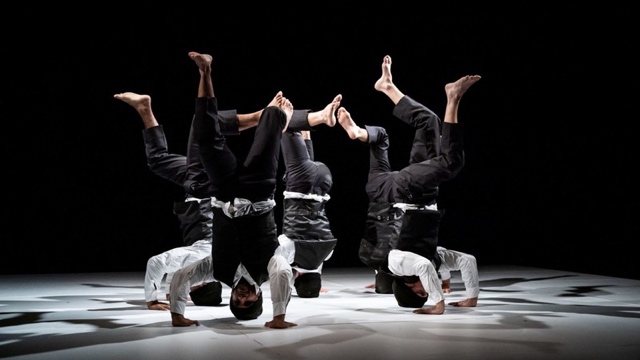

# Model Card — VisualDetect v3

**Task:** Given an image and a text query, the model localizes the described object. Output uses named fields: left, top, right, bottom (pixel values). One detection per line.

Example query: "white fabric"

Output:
left=437, top=246, right=480, bottom=298
left=144, top=239, right=212, bottom=303
left=169, top=246, right=294, bottom=317
left=393, top=202, right=438, bottom=211
left=229, top=253, right=294, bottom=317
left=387, top=249, right=444, bottom=304
left=269, top=248, right=295, bottom=316
left=210, top=197, right=276, bottom=218
left=169, top=255, right=215, bottom=315
left=233, top=264, right=261, bottom=294
left=282, top=190, right=330, bottom=202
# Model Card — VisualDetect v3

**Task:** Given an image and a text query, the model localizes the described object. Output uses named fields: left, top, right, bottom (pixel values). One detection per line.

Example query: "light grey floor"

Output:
left=1, top=265, right=639, bottom=360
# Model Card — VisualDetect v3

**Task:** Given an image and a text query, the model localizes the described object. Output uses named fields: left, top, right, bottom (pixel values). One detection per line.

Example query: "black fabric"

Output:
left=311, top=163, right=332, bottom=195
left=287, top=109, right=313, bottom=132
left=375, top=271, right=395, bottom=294
left=211, top=208, right=278, bottom=288
left=359, top=203, right=403, bottom=269
left=292, top=239, right=337, bottom=270
left=392, top=278, right=428, bottom=308
left=229, top=292, right=263, bottom=320
left=294, top=273, right=321, bottom=298
left=142, top=125, right=193, bottom=191
left=189, top=282, right=222, bottom=306
left=173, top=199, right=213, bottom=246
left=193, top=98, right=287, bottom=321
left=281, top=131, right=333, bottom=196
left=282, top=198, right=333, bottom=240
left=282, top=198, right=336, bottom=270
left=395, top=209, right=443, bottom=269
left=280, top=127, right=337, bottom=271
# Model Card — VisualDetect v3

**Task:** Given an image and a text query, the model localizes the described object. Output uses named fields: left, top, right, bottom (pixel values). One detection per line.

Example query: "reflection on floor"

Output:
left=1, top=265, right=639, bottom=360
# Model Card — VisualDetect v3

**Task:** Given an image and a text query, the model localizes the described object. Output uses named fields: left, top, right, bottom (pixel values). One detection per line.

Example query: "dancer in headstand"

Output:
left=338, top=55, right=480, bottom=314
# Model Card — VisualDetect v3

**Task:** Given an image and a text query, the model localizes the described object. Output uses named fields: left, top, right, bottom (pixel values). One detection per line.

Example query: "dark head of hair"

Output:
left=374, top=271, right=395, bottom=294
left=392, top=279, right=428, bottom=308
left=294, top=272, right=322, bottom=298
left=189, top=282, right=223, bottom=306
left=229, top=291, right=263, bottom=320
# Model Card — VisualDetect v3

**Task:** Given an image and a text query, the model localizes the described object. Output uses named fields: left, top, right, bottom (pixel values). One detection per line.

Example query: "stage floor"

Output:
left=1, top=265, right=639, bottom=360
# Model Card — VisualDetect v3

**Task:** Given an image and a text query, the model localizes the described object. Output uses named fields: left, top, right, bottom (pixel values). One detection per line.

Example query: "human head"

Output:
left=392, top=279, right=428, bottom=308
left=375, top=271, right=394, bottom=294
left=229, top=280, right=263, bottom=320
left=294, top=272, right=321, bottom=298
left=189, top=282, right=222, bottom=306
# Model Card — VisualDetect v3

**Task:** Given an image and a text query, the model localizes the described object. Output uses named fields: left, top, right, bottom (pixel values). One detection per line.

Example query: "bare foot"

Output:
left=322, top=94, right=342, bottom=127
left=306, top=94, right=342, bottom=127
left=236, top=91, right=284, bottom=131
left=264, top=315, right=298, bottom=329
left=320, top=287, right=329, bottom=294
left=146, top=300, right=170, bottom=311
left=171, top=312, right=200, bottom=327
left=365, top=283, right=376, bottom=289
left=374, top=55, right=393, bottom=92
left=412, top=300, right=445, bottom=315
left=337, top=107, right=365, bottom=141
left=188, top=51, right=212, bottom=73
left=280, top=97, right=294, bottom=132
left=113, top=92, right=151, bottom=111
left=445, top=75, right=481, bottom=101
left=449, top=297, right=477, bottom=307
left=268, top=91, right=283, bottom=107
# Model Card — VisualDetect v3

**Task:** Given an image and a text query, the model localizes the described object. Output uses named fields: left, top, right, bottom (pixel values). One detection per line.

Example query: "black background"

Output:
left=3, top=5, right=638, bottom=279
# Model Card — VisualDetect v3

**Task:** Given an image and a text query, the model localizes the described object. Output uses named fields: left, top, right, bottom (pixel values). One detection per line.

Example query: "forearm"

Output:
left=169, top=257, right=212, bottom=314
left=145, top=255, right=168, bottom=302
left=268, top=255, right=294, bottom=316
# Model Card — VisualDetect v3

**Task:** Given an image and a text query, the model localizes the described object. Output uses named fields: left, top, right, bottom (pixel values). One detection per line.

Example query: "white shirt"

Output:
left=169, top=246, right=294, bottom=317
left=269, top=247, right=295, bottom=316
left=387, top=249, right=444, bottom=304
left=144, top=239, right=212, bottom=303
left=437, top=246, right=480, bottom=298
left=169, top=255, right=215, bottom=315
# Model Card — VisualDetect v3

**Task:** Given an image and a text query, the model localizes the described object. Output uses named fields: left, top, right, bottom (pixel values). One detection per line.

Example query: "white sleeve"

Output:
left=268, top=250, right=294, bottom=317
left=169, top=256, right=214, bottom=315
left=456, top=252, right=480, bottom=298
left=277, top=234, right=296, bottom=265
left=438, top=248, right=480, bottom=298
left=145, top=253, right=169, bottom=302
left=145, top=241, right=213, bottom=302
left=437, top=247, right=455, bottom=281
left=388, top=249, right=444, bottom=304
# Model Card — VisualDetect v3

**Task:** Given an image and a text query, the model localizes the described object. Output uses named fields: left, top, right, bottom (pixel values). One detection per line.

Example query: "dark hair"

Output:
left=229, top=292, right=263, bottom=320
left=392, top=279, right=428, bottom=308
left=189, top=282, right=223, bottom=306
left=294, top=272, right=322, bottom=298
left=374, top=271, right=395, bottom=294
